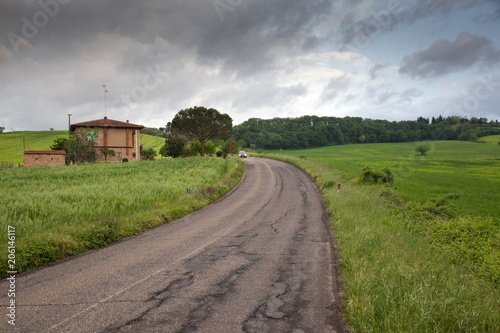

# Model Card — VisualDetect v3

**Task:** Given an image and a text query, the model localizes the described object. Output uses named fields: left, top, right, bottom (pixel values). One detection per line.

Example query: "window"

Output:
left=117, top=152, right=123, bottom=160
left=87, top=131, right=96, bottom=141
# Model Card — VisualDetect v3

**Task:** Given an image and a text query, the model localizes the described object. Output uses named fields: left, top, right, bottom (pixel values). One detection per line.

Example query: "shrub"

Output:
left=122, top=158, right=128, bottom=162
left=322, top=180, right=336, bottom=190
left=415, top=144, right=431, bottom=156
left=141, top=147, right=156, bottom=158
left=358, top=166, right=394, bottom=185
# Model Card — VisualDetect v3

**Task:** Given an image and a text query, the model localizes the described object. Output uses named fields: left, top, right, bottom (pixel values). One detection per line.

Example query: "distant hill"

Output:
left=0, top=131, right=165, bottom=164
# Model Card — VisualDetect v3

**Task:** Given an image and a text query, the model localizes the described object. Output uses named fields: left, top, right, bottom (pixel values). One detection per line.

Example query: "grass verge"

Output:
left=1, top=157, right=244, bottom=276
left=259, top=153, right=499, bottom=332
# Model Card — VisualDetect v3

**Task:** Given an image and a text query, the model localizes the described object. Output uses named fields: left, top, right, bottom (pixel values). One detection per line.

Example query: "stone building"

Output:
left=70, top=117, right=145, bottom=162
left=24, top=150, right=66, bottom=167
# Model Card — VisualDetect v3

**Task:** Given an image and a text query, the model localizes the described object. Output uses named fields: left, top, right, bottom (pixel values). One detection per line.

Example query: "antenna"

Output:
left=102, top=85, right=108, bottom=117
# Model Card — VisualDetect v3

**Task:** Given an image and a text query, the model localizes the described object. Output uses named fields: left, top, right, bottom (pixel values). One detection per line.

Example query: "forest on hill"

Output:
left=232, top=115, right=500, bottom=150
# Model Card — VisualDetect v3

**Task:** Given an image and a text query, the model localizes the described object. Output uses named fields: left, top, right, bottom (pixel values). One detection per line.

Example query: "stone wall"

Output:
left=24, top=150, right=66, bottom=167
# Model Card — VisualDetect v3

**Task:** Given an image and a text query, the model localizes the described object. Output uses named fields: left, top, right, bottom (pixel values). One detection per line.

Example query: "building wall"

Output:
left=74, top=126, right=140, bottom=162
left=24, top=151, right=66, bottom=167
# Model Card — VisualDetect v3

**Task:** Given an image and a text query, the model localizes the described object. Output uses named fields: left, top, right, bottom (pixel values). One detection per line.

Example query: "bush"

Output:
left=415, top=144, right=431, bottom=156
left=358, top=166, right=394, bottom=185
left=141, top=147, right=156, bottom=158
left=122, top=158, right=128, bottom=162
left=322, top=180, right=336, bottom=190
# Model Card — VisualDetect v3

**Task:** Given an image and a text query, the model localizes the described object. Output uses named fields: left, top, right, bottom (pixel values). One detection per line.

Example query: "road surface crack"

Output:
left=265, top=282, right=287, bottom=319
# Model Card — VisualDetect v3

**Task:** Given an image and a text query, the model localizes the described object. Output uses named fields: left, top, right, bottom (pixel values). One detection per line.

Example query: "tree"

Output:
left=0, top=126, right=5, bottom=133
left=223, top=137, right=239, bottom=155
left=172, top=106, right=232, bottom=156
left=99, top=147, right=115, bottom=161
left=415, top=144, right=430, bottom=156
left=70, top=127, right=99, bottom=163
left=51, top=137, right=68, bottom=152
left=159, top=133, right=188, bottom=158
left=141, top=147, right=156, bottom=160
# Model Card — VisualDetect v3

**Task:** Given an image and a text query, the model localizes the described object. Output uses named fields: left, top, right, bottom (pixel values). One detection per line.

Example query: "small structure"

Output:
left=70, top=117, right=145, bottom=162
left=24, top=150, right=66, bottom=167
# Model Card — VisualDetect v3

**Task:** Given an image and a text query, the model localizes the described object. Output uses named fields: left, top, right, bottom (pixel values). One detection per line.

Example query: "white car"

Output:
left=238, top=151, right=247, bottom=158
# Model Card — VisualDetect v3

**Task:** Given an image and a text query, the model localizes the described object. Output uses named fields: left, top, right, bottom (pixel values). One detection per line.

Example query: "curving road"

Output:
left=1, top=157, right=344, bottom=333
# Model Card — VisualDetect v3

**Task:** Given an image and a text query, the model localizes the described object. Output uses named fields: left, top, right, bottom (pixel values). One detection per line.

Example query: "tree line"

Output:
left=231, top=116, right=500, bottom=150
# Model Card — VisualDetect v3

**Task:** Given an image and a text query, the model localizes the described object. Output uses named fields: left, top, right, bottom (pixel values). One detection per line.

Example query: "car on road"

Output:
left=238, top=151, right=247, bottom=158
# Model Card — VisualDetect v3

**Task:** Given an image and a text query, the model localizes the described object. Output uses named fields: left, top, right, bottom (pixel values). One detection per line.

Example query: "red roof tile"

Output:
left=70, top=117, right=144, bottom=131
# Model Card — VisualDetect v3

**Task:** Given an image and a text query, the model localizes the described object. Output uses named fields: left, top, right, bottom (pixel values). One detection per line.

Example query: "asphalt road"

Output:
left=1, top=157, right=344, bottom=333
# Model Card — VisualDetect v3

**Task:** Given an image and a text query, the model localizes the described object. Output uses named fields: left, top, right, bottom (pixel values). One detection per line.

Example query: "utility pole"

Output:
left=68, top=114, right=72, bottom=165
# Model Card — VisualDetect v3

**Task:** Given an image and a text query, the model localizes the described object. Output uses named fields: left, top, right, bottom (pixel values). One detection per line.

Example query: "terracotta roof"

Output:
left=70, top=117, right=144, bottom=131
left=25, top=150, right=66, bottom=155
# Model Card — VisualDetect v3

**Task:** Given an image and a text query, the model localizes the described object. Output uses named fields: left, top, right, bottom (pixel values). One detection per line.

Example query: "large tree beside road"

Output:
left=172, top=106, right=232, bottom=156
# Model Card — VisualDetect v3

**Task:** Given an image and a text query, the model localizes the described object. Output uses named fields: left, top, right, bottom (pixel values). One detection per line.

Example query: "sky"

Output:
left=1, top=0, right=499, bottom=131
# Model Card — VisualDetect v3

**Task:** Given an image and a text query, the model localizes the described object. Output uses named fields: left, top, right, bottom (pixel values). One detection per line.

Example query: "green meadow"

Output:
left=0, top=157, right=243, bottom=275
left=0, top=131, right=166, bottom=164
left=0, top=130, right=68, bottom=165
left=139, top=133, right=166, bottom=155
left=481, top=134, right=500, bottom=144
left=266, top=141, right=500, bottom=225
left=260, top=140, right=500, bottom=332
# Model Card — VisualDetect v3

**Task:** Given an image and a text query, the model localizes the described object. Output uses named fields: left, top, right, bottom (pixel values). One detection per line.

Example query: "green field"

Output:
left=0, top=131, right=165, bottom=164
left=0, top=131, right=68, bottom=164
left=481, top=134, right=500, bottom=144
left=0, top=157, right=243, bottom=275
left=259, top=140, right=500, bottom=332
left=264, top=141, right=500, bottom=225
left=139, top=133, right=166, bottom=155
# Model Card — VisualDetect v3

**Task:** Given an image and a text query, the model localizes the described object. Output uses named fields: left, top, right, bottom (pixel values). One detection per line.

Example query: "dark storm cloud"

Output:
left=2, top=0, right=333, bottom=70
left=0, top=0, right=334, bottom=129
left=337, top=0, right=494, bottom=50
left=399, top=32, right=500, bottom=79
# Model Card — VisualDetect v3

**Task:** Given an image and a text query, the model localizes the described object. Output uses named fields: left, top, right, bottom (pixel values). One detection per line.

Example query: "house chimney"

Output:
left=127, top=120, right=129, bottom=124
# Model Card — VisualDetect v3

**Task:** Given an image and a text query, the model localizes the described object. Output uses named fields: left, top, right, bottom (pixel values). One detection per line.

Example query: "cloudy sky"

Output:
left=1, top=0, right=499, bottom=131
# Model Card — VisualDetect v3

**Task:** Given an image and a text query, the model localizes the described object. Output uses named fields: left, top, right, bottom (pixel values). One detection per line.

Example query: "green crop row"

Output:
left=0, top=157, right=244, bottom=275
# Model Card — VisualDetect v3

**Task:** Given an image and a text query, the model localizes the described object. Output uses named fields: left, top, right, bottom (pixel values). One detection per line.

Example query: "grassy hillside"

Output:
left=0, top=131, right=165, bottom=164
left=264, top=141, right=500, bottom=225
left=139, top=133, right=165, bottom=155
left=0, top=131, right=67, bottom=164
left=481, top=134, right=500, bottom=144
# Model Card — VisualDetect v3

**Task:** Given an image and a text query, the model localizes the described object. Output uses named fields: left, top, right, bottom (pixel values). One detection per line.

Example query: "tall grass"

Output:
left=0, top=157, right=244, bottom=275
left=260, top=154, right=500, bottom=332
